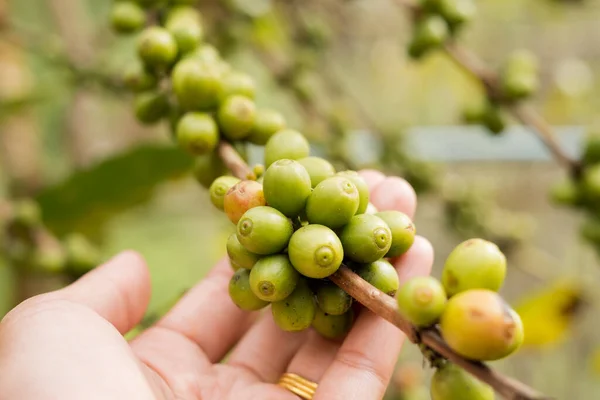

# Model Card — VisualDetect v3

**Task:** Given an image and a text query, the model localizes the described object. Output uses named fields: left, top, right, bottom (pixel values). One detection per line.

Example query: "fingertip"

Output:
left=358, top=169, right=386, bottom=192
left=393, top=236, right=434, bottom=283
left=370, top=177, right=417, bottom=218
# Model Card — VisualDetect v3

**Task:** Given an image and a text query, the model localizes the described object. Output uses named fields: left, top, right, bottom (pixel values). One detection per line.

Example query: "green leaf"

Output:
left=36, top=144, right=194, bottom=239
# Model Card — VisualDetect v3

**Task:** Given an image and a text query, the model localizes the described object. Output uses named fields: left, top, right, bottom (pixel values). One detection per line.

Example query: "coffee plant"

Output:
left=1, top=0, right=597, bottom=399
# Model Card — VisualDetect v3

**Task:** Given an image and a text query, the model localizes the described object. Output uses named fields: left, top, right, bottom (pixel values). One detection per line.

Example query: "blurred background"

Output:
left=1, top=0, right=600, bottom=398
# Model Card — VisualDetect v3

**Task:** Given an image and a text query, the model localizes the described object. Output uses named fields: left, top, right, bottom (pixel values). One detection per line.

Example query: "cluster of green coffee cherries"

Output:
left=399, top=238, right=523, bottom=399
left=551, top=130, right=600, bottom=256
left=408, top=0, right=477, bottom=59
left=206, top=129, right=416, bottom=338
left=1, top=200, right=101, bottom=278
left=463, top=49, right=540, bottom=135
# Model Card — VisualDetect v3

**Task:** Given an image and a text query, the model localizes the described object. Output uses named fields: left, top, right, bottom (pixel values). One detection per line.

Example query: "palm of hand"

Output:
left=0, top=171, right=432, bottom=400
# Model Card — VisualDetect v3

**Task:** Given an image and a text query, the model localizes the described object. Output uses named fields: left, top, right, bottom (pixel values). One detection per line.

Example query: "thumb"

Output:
left=54, top=250, right=152, bottom=334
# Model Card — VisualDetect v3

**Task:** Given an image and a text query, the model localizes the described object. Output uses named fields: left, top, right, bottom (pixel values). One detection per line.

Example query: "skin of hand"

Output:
left=0, top=170, right=433, bottom=400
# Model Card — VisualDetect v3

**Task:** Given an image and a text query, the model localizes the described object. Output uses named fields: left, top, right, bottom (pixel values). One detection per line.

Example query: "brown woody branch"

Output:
left=216, top=140, right=551, bottom=400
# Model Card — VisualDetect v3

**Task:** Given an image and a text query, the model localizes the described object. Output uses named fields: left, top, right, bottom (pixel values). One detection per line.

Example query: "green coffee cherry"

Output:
left=176, top=112, right=218, bottom=155
left=217, top=95, right=256, bottom=140
left=264, top=129, right=310, bottom=168
left=337, top=171, right=369, bottom=214
left=134, top=91, right=170, bottom=125
left=224, top=180, right=266, bottom=224
left=355, top=259, right=399, bottom=297
left=298, top=157, right=336, bottom=188
left=439, top=0, right=476, bottom=30
left=165, top=6, right=203, bottom=55
left=583, top=164, right=600, bottom=199
left=339, top=214, right=392, bottom=263
left=500, top=50, right=539, bottom=101
left=440, top=289, right=522, bottom=361
left=263, top=159, right=312, bottom=217
left=247, top=109, right=287, bottom=145
left=193, top=152, right=227, bottom=188
left=137, top=27, right=178, bottom=68
left=64, top=233, right=102, bottom=277
left=249, top=254, right=299, bottom=302
left=306, top=177, right=360, bottom=229
left=218, top=71, right=256, bottom=102
left=226, top=233, right=261, bottom=270
left=408, top=16, right=449, bottom=59
left=123, top=63, right=157, bottom=92
left=442, top=238, right=507, bottom=297
left=237, top=206, right=293, bottom=255
left=312, top=308, right=354, bottom=340
left=396, top=276, right=447, bottom=327
left=288, top=224, right=344, bottom=279
left=209, top=176, right=240, bottom=210
left=110, top=2, right=145, bottom=34
left=272, top=280, right=316, bottom=332
left=375, top=211, right=416, bottom=258
left=316, top=282, right=353, bottom=316
left=172, top=58, right=223, bottom=110
left=430, top=363, right=494, bottom=400
left=479, top=103, right=506, bottom=135
left=229, top=269, right=269, bottom=311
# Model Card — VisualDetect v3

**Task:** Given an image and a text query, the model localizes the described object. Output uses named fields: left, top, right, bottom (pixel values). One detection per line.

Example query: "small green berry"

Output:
left=249, top=254, right=299, bottom=302
left=172, top=58, right=223, bottom=110
left=339, top=214, right=392, bottom=263
left=272, top=280, right=316, bottom=332
left=217, top=95, right=256, bottom=140
left=229, top=269, right=269, bottom=311
left=176, top=112, right=219, bottom=155
left=263, top=159, right=312, bottom=218
left=165, top=6, right=204, bottom=55
left=137, top=27, right=178, bottom=68
left=247, top=109, right=287, bottom=145
left=397, top=276, right=447, bottom=327
left=237, top=206, right=294, bottom=255
left=355, top=259, right=399, bottom=297
left=134, top=91, right=170, bottom=125
left=209, top=176, right=240, bottom=210
left=226, top=233, right=261, bottom=270
left=288, top=224, right=344, bottom=279
left=305, top=176, right=360, bottom=229
left=408, top=15, right=449, bottom=59
left=336, top=171, right=369, bottom=214
left=582, top=164, right=600, bottom=199
left=375, top=211, right=416, bottom=258
left=264, top=129, right=310, bottom=168
left=316, top=282, right=353, bottom=316
left=430, top=363, right=494, bottom=400
left=312, top=308, right=354, bottom=340
left=110, top=2, right=145, bottom=34
left=298, top=157, right=336, bottom=188
left=442, top=238, right=507, bottom=297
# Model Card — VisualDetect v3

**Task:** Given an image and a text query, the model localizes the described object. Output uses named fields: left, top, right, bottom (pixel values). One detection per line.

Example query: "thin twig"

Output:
left=216, top=141, right=551, bottom=400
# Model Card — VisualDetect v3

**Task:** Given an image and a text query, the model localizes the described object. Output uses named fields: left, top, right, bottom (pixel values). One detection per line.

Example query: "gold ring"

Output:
left=278, top=373, right=318, bottom=399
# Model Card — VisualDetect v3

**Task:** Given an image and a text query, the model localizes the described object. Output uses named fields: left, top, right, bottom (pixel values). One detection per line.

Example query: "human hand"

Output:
left=0, top=171, right=433, bottom=400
